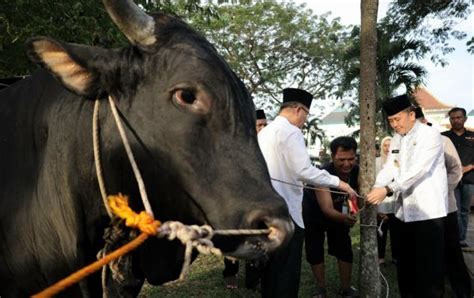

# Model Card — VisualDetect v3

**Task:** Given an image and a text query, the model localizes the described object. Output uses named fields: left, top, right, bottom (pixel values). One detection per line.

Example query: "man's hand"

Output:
left=377, top=213, right=388, bottom=222
left=338, top=180, right=357, bottom=197
left=367, top=187, right=388, bottom=205
left=463, top=164, right=474, bottom=174
left=343, top=214, right=357, bottom=227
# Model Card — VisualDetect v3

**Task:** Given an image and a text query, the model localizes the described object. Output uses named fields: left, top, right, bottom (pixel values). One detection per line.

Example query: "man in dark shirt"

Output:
left=442, top=107, right=474, bottom=247
left=303, top=136, right=359, bottom=298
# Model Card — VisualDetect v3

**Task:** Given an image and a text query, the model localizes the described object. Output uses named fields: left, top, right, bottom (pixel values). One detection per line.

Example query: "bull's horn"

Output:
left=102, top=0, right=156, bottom=46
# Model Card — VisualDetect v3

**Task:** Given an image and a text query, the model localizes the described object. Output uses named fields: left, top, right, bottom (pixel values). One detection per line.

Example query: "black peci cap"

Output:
left=256, top=109, right=266, bottom=120
left=382, top=94, right=413, bottom=116
left=283, top=88, right=313, bottom=110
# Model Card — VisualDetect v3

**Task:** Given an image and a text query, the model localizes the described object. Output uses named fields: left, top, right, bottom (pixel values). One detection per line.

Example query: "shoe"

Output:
left=340, top=286, right=359, bottom=297
left=311, top=287, right=327, bottom=298
left=378, top=258, right=385, bottom=265
left=224, top=275, right=238, bottom=289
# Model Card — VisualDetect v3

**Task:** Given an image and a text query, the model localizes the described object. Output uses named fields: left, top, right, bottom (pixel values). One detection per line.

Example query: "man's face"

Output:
left=387, top=110, right=416, bottom=135
left=449, top=111, right=466, bottom=130
left=256, top=119, right=267, bottom=133
left=332, top=148, right=356, bottom=175
left=295, top=105, right=309, bottom=129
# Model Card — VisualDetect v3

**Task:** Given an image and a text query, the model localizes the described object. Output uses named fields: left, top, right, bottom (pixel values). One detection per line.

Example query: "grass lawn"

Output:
left=140, top=225, right=403, bottom=297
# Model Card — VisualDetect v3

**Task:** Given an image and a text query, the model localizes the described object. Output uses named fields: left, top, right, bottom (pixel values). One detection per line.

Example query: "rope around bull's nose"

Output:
left=33, top=195, right=271, bottom=297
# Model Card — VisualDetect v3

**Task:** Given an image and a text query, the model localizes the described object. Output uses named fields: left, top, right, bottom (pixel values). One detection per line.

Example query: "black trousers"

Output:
left=261, top=224, right=304, bottom=298
left=377, top=213, right=400, bottom=261
left=223, top=258, right=239, bottom=277
left=445, top=211, right=471, bottom=298
left=223, top=258, right=264, bottom=289
left=396, top=217, right=445, bottom=298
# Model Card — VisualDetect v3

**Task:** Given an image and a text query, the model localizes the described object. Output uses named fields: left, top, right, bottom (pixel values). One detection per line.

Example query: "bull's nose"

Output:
left=244, top=210, right=294, bottom=252
left=265, top=217, right=295, bottom=250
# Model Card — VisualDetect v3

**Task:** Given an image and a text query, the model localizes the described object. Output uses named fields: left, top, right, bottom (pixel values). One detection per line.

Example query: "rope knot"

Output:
left=108, top=194, right=160, bottom=236
left=159, top=222, right=214, bottom=243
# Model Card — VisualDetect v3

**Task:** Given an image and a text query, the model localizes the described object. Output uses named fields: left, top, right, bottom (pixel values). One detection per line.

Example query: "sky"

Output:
left=294, top=0, right=474, bottom=112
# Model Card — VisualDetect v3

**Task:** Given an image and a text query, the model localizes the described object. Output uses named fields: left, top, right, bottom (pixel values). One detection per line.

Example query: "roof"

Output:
left=412, top=87, right=452, bottom=110
left=320, top=107, right=348, bottom=125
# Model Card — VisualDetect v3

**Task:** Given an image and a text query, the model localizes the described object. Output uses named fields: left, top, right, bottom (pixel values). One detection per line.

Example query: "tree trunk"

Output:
left=358, top=0, right=380, bottom=297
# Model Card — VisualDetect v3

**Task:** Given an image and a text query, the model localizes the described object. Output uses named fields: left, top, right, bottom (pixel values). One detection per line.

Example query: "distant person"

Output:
left=256, top=109, right=268, bottom=133
left=442, top=107, right=474, bottom=248
left=367, top=94, right=447, bottom=297
left=258, top=88, right=357, bottom=298
left=416, top=107, right=471, bottom=297
left=375, top=136, right=400, bottom=266
left=302, top=136, right=360, bottom=298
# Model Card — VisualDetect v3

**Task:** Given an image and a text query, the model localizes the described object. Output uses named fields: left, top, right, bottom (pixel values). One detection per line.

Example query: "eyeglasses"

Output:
left=299, top=106, right=309, bottom=115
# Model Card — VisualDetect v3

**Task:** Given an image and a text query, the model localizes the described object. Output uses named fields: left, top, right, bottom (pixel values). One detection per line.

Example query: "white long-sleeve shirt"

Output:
left=258, top=116, right=340, bottom=228
left=442, top=136, right=463, bottom=213
left=376, top=156, right=397, bottom=214
left=375, top=121, right=448, bottom=222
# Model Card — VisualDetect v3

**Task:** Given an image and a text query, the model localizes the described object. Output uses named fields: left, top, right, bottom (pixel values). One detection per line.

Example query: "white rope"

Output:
left=156, top=221, right=270, bottom=280
left=93, top=99, right=113, bottom=218
left=108, top=95, right=154, bottom=217
left=380, top=269, right=390, bottom=298
left=91, top=96, right=274, bottom=289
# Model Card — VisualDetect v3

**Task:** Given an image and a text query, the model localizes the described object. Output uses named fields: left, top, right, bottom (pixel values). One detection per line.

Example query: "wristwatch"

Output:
left=384, top=185, right=393, bottom=197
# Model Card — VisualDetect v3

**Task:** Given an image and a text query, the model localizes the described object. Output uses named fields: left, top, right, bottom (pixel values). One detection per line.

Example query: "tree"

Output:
left=383, top=0, right=472, bottom=65
left=358, top=0, right=380, bottom=297
left=0, top=0, right=215, bottom=77
left=189, top=1, right=350, bottom=114
left=340, top=25, right=427, bottom=136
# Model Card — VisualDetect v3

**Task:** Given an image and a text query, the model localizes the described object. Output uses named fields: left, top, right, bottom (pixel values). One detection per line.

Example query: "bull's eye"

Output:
left=172, top=87, right=211, bottom=115
left=175, top=89, right=196, bottom=104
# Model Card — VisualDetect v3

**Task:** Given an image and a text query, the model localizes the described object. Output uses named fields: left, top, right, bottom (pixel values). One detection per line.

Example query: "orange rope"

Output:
left=32, top=194, right=160, bottom=298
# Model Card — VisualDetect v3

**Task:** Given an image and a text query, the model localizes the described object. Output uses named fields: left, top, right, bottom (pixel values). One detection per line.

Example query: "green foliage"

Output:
left=383, top=0, right=472, bottom=64
left=189, top=1, right=351, bottom=114
left=0, top=0, right=213, bottom=77
left=339, top=0, right=471, bottom=136
left=340, top=24, right=427, bottom=136
left=0, top=0, right=117, bottom=77
left=467, top=36, right=474, bottom=54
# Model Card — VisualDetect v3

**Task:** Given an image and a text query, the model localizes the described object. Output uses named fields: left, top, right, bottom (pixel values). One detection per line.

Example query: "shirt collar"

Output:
left=402, top=120, right=419, bottom=137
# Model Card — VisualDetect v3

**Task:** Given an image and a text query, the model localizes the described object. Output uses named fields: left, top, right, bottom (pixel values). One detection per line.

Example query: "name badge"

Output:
left=392, top=149, right=399, bottom=153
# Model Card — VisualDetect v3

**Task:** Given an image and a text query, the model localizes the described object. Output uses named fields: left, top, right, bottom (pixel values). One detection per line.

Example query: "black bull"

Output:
left=0, top=0, right=293, bottom=296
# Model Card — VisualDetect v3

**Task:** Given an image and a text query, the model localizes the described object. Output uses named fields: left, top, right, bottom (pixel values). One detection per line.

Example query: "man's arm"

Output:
left=369, top=129, right=444, bottom=204
left=282, top=131, right=357, bottom=196
left=316, top=188, right=356, bottom=226
left=462, top=164, right=474, bottom=174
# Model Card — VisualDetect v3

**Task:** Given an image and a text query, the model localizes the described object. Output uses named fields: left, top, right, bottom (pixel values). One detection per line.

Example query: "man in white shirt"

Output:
left=258, top=88, right=356, bottom=298
left=367, top=95, right=448, bottom=297
left=415, top=107, right=471, bottom=297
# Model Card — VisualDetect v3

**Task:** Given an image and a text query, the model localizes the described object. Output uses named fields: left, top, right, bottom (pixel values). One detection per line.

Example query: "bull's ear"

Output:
left=26, top=37, right=113, bottom=98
